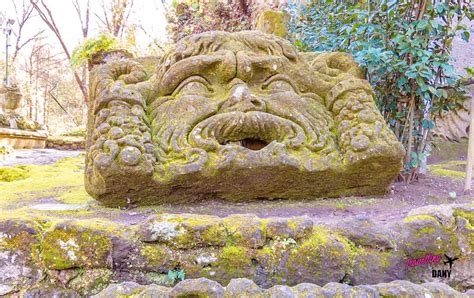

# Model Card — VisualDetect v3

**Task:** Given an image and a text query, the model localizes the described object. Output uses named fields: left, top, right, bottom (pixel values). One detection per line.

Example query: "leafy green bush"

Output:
left=71, top=34, right=118, bottom=68
left=288, top=0, right=473, bottom=179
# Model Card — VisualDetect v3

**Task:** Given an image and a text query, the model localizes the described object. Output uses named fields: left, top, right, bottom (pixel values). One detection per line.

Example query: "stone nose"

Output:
left=220, top=84, right=266, bottom=113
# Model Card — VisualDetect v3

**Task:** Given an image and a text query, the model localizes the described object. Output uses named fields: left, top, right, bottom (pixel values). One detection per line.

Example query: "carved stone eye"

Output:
left=263, top=78, right=296, bottom=93
left=176, top=79, right=212, bottom=96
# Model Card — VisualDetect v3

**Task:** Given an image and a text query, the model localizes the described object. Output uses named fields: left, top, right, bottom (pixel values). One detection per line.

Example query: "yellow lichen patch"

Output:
left=0, top=156, right=94, bottom=209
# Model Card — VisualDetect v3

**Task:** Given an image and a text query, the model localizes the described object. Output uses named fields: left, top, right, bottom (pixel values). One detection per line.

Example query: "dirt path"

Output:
left=0, top=149, right=83, bottom=167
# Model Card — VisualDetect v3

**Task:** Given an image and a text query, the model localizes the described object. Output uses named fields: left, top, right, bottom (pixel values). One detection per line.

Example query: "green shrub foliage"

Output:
left=288, top=0, right=473, bottom=179
left=71, top=34, right=118, bottom=68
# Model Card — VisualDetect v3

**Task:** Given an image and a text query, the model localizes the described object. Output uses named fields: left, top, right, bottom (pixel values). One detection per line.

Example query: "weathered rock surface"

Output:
left=0, top=203, right=473, bottom=295
left=85, top=30, right=404, bottom=207
left=92, top=278, right=469, bottom=297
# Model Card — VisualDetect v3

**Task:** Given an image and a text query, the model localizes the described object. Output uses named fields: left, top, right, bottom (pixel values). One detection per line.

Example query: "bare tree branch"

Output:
left=10, top=0, right=42, bottom=65
left=72, top=0, right=90, bottom=38
left=48, top=83, right=80, bottom=126
left=96, top=0, right=134, bottom=38
left=71, top=0, right=90, bottom=93
left=30, top=0, right=89, bottom=102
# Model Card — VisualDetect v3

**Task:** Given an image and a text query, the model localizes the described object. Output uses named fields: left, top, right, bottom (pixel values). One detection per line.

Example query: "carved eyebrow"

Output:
left=160, top=55, right=224, bottom=95
left=172, top=76, right=213, bottom=96
left=261, top=74, right=298, bottom=91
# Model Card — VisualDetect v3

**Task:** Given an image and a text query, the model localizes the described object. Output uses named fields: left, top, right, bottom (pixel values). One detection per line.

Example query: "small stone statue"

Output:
left=0, top=84, right=42, bottom=131
left=85, top=31, right=404, bottom=206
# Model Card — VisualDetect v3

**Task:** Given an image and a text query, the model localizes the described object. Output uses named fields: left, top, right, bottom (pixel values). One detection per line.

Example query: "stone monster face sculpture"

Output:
left=85, top=31, right=404, bottom=207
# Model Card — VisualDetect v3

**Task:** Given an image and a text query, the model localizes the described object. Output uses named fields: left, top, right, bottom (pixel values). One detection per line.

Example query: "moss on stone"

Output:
left=140, top=243, right=175, bottom=270
left=402, top=213, right=462, bottom=259
left=454, top=209, right=474, bottom=226
left=285, top=226, right=354, bottom=284
left=181, top=216, right=226, bottom=246
left=223, top=215, right=265, bottom=248
left=403, top=214, right=437, bottom=223
left=0, top=229, right=37, bottom=251
left=255, top=10, right=290, bottom=37
left=217, top=246, right=253, bottom=276
left=68, top=268, right=113, bottom=296
left=40, top=224, right=113, bottom=270
left=415, top=226, right=437, bottom=237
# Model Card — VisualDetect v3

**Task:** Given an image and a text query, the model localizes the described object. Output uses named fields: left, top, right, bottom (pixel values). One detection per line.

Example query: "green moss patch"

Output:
left=428, top=160, right=466, bottom=179
left=0, top=165, right=30, bottom=182
left=217, top=246, right=253, bottom=277
left=0, top=155, right=94, bottom=208
left=454, top=208, right=474, bottom=226
left=41, top=224, right=113, bottom=270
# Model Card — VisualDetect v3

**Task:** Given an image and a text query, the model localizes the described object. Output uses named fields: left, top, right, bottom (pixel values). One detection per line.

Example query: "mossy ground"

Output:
left=0, top=165, right=30, bottom=182
left=0, top=155, right=94, bottom=209
left=428, top=160, right=466, bottom=180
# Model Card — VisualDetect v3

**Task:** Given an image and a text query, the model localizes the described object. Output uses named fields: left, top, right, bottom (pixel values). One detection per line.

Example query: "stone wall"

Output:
left=0, top=203, right=473, bottom=296
left=46, top=136, right=85, bottom=150
left=93, top=278, right=473, bottom=297
left=0, top=127, right=48, bottom=149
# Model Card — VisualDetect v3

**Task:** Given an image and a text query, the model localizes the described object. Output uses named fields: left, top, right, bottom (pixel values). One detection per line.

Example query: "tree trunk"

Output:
left=464, top=95, right=474, bottom=193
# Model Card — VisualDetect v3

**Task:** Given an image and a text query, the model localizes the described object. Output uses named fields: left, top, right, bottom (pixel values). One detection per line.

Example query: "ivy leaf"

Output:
left=177, top=270, right=186, bottom=281
left=167, top=270, right=177, bottom=281
left=461, top=31, right=470, bottom=42
left=435, top=3, right=446, bottom=15
left=421, top=119, right=435, bottom=129
left=416, top=19, right=429, bottom=31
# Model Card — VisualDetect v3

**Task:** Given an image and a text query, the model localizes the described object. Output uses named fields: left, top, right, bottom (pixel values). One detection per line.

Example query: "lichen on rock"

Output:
left=1, top=204, right=473, bottom=294
left=40, top=222, right=113, bottom=270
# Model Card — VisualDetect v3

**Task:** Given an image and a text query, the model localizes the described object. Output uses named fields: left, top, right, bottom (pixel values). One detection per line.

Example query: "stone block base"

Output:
left=0, top=203, right=473, bottom=296
left=0, top=127, right=48, bottom=149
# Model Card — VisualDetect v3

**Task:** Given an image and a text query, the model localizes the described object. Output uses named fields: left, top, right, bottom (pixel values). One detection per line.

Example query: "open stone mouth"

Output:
left=188, top=111, right=306, bottom=151
left=222, top=138, right=270, bottom=151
